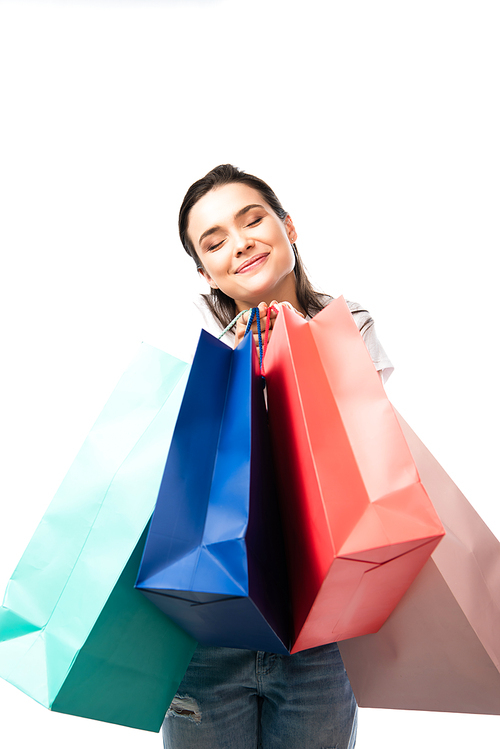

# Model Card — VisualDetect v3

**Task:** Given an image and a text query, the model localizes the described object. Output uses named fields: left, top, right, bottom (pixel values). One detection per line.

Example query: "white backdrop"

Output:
left=1, top=0, right=499, bottom=747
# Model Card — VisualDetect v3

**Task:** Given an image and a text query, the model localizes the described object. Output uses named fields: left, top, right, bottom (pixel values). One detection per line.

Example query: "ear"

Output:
left=285, top=214, right=298, bottom=244
left=198, top=266, right=219, bottom=289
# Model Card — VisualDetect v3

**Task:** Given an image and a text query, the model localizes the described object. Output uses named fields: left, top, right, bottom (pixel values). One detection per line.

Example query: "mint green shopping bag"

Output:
left=0, top=344, right=196, bottom=731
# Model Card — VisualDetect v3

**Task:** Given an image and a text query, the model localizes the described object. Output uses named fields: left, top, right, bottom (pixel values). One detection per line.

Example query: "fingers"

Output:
left=232, top=301, right=304, bottom=350
left=233, top=307, right=262, bottom=348
left=233, top=304, right=270, bottom=350
left=272, top=300, right=305, bottom=318
left=233, top=315, right=248, bottom=348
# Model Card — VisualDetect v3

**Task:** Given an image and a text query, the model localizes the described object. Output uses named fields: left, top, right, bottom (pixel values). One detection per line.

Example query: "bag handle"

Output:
left=217, top=309, right=248, bottom=339
left=219, top=305, right=281, bottom=379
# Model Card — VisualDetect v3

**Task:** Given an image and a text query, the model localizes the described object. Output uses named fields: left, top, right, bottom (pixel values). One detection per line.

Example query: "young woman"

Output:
left=162, top=164, right=393, bottom=749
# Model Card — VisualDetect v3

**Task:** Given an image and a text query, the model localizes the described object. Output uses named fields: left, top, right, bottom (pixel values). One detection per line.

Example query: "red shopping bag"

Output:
left=338, top=412, right=500, bottom=714
left=264, top=298, right=445, bottom=653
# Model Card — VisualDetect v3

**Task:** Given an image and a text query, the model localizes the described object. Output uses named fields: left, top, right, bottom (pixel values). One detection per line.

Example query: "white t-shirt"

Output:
left=193, top=296, right=394, bottom=384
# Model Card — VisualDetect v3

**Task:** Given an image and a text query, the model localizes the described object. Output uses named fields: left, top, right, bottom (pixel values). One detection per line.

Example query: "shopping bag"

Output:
left=264, top=298, right=445, bottom=653
left=0, top=344, right=197, bottom=731
left=136, top=329, right=291, bottom=654
left=338, top=412, right=500, bottom=714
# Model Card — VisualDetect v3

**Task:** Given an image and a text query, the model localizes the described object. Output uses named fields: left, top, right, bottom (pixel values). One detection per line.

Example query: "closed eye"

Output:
left=246, top=217, right=263, bottom=227
left=207, top=239, right=224, bottom=252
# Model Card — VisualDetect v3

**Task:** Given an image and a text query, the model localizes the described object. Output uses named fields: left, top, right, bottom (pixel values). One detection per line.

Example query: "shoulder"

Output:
left=347, top=301, right=394, bottom=382
left=345, top=300, right=375, bottom=336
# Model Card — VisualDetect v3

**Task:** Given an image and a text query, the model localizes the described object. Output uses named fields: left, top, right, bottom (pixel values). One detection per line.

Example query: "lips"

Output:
left=235, top=253, right=269, bottom=274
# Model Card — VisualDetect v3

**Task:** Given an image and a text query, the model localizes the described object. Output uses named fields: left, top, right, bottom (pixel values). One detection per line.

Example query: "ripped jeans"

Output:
left=162, top=642, right=357, bottom=749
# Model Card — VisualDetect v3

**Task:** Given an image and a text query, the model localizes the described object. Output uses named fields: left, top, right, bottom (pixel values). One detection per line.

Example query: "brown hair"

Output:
left=179, top=164, right=331, bottom=328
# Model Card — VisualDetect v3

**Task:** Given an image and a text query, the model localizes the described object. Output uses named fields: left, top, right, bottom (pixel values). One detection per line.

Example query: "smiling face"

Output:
left=186, top=182, right=300, bottom=312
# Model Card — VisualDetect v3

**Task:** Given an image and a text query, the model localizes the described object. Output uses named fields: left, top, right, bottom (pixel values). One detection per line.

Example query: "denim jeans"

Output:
left=162, top=642, right=357, bottom=749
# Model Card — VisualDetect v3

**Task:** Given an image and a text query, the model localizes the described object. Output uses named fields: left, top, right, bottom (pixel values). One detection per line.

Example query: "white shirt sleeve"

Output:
left=346, top=301, right=394, bottom=384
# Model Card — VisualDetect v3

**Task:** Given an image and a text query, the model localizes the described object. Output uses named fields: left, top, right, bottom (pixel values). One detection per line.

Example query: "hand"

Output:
left=233, top=301, right=304, bottom=350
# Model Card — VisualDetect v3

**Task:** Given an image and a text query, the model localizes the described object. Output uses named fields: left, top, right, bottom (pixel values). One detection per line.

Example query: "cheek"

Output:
left=202, top=254, right=232, bottom=285
left=209, top=256, right=228, bottom=277
left=279, top=236, right=296, bottom=266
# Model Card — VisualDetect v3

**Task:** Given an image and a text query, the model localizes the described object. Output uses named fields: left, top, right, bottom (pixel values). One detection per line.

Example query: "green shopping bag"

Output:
left=0, top=344, right=196, bottom=732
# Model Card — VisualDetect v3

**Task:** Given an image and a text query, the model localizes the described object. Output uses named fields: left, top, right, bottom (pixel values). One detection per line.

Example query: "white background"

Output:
left=1, top=0, right=499, bottom=746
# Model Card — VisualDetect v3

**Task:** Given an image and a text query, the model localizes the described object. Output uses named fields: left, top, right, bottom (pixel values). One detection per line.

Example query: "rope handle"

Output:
left=219, top=304, right=290, bottom=340
left=218, top=308, right=263, bottom=367
left=244, top=308, right=265, bottom=371
left=217, top=309, right=248, bottom=339
left=218, top=303, right=284, bottom=378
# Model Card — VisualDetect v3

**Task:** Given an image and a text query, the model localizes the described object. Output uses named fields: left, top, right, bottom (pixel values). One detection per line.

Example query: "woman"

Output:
left=163, top=164, right=392, bottom=749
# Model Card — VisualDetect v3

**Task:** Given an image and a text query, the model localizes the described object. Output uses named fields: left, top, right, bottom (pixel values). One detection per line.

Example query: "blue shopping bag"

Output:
left=0, top=344, right=196, bottom=731
left=136, top=330, right=291, bottom=654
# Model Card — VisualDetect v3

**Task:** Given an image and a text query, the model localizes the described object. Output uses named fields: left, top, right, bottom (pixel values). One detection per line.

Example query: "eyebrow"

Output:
left=198, top=204, right=266, bottom=246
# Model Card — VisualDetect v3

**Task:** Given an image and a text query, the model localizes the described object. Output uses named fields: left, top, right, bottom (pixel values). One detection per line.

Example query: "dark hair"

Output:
left=179, top=164, right=331, bottom=328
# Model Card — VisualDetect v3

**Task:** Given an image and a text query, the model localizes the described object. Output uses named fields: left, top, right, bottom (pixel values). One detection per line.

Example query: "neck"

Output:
left=234, top=273, right=305, bottom=316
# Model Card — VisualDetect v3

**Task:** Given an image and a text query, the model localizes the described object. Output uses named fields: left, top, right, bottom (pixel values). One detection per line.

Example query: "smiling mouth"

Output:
left=235, top=253, right=269, bottom=274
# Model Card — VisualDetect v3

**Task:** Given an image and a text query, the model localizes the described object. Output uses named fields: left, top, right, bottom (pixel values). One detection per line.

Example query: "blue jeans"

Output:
left=162, top=642, right=357, bottom=749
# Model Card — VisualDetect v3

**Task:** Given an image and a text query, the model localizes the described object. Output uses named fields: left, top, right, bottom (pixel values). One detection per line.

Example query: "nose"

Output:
left=234, top=231, right=255, bottom=256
